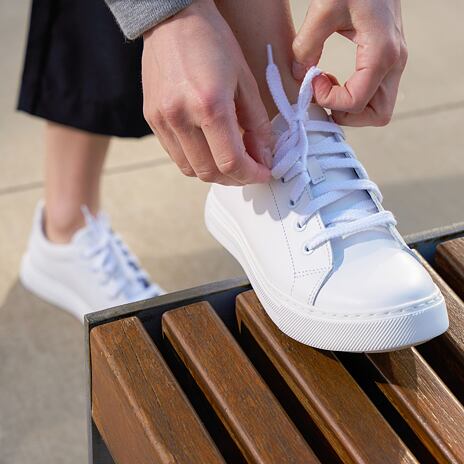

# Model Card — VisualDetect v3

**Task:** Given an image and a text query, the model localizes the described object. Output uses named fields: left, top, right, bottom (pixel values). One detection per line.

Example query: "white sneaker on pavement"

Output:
left=204, top=46, right=448, bottom=352
left=20, top=201, right=164, bottom=321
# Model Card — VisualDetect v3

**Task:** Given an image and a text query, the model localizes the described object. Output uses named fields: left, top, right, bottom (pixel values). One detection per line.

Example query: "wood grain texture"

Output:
left=91, top=316, right=225, bottom=464
left=414, top=251, right=464, bottom=398
left=162, top=302, right=319, bottom=464
left=367, top=347, right=464, bottom=464
left=236, top=290, right=417, bottom=464
left=436, top=238, right=464, bottom=300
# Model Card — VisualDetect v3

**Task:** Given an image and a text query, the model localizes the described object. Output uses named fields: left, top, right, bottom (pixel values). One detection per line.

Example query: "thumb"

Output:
left=292, top=8, right=336, bottom=80
left=236, top=75, right=274, bottom=169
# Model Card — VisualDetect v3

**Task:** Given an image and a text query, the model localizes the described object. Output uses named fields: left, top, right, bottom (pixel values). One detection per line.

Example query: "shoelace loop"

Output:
left=80, top=206, right=161, bottom=300
left=266, top=45, right=396, bottom=252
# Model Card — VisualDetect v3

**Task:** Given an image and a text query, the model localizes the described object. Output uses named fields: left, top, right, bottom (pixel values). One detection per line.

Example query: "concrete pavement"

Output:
left=1, top=1, right=463, bottom=462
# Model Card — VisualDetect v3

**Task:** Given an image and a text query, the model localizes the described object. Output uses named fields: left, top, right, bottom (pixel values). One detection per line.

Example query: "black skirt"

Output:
left=17, top=0, right=151, bottom=138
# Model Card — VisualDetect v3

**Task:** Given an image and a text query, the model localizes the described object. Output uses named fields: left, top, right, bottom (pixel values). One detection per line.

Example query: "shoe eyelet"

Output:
left=295, top=220, right=306, bottom=232
left=289, top=199, right=296, bottom=208
left=302, top=244, right=314, bottom=255
left=280, top=177, right=285, bottom=184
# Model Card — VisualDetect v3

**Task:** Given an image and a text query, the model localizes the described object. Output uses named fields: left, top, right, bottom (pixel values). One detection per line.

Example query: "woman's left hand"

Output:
left=292, top=0, right=408, bottom=127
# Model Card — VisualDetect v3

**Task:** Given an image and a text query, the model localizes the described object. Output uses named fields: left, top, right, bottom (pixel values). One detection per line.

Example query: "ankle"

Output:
left=44, top=209, right=86, bottom=244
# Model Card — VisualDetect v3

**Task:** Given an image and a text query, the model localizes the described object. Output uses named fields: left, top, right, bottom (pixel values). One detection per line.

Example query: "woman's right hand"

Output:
left=142, top=0, right=273, bottom=185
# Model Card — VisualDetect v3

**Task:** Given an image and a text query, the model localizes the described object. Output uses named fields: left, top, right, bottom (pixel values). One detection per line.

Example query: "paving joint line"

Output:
left=393, top=99, right=464, bottom=121
left=0, top=157, right=171, bottom=197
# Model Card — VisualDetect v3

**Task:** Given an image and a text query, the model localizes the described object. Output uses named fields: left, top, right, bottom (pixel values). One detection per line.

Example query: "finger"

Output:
left=175, top=125, right=241, bottom=186
left=236, top=71, right=274, bottom=168
left=292, top=4, right=337, bottom=80
left=200, top=102, right=271, bottom=185
left=313, top=35, right=400, bottom=113
left=332, top=63, right=403, bottom=127
left=148, top=115, right=196, bottom=177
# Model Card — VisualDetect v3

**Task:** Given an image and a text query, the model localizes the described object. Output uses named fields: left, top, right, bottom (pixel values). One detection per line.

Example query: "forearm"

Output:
left=216, top=0, right=298, bottom=117
left=105, top=0, right=193, bottom=39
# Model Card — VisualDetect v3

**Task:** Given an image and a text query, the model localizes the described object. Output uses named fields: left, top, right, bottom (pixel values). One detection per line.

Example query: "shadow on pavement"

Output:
left=0, top=280, right=87, bottom=464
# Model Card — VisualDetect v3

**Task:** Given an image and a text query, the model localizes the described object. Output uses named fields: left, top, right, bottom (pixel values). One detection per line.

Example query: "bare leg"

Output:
left=44, top=123, right=109, bottom=243
left=216, top=0, right=299, bottom=118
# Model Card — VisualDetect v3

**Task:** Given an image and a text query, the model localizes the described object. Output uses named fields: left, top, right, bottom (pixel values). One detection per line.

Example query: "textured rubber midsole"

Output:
left=205, top=189, right=448, bottom=352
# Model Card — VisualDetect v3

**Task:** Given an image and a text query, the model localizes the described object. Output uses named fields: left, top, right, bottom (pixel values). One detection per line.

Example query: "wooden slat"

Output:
left=436, top=238, right=464, bottom=300
left=414, top=251, right=464, bottom=397
left=417, top=253, right=464, bottom=358
left=162, top=302, right=320, bottom=464
left=91, top=316, right=225, bottom=464
left=236, top=290, right=417, bottom=464
left=416, top=253, right=464, bottom=388
left=367, top=347, right=464, bottom=464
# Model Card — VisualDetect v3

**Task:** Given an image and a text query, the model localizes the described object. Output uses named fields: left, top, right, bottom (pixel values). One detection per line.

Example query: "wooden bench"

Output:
left=86, top=227, right=464, bottom=464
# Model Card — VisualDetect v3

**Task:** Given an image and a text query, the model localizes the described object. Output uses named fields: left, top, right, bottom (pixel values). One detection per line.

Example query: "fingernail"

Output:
left=292, top=61, right=306, bottom=81
left=263, top=147, right=273, bottom=169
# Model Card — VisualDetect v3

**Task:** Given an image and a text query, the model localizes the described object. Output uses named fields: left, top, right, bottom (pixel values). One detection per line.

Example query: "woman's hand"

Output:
left=142, top=0, right=272, bottom=185
left=293, top=0, right=408, bottom=126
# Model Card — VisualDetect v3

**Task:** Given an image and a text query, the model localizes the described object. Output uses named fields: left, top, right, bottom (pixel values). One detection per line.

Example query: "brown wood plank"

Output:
left=236, top=290, right=417, bottom=464
left=367, top=347, right=464, bottom=464
left=436, top=238, right=464, bottom=300
left=162, top=302, right=320, bottom=464
left=91, top=316, right=225, bottom=464
left=414, top=251, right=464, bottom=397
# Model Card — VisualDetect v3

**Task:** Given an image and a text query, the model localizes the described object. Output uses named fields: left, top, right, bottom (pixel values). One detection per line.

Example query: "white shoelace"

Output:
left=266, top=45, right=396, bottom=253
left=80, top=207, right=162, bottom=301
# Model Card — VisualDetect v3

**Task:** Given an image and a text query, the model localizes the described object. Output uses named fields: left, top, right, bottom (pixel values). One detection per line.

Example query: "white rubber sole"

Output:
left=205, top=189, right=449, bottom=353
left=20, top=253, right=91, bottom=322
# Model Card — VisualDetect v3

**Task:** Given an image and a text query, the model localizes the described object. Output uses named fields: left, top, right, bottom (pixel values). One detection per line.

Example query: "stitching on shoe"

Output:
left=278, top=294, right=443, bottom=319
left=295, top=268, right=331, bottom=276
left=270, top=184, right=297, bottom=295
left=308, top=211, right=332, bottom=304
left=334, top=295, right=443, bottom=318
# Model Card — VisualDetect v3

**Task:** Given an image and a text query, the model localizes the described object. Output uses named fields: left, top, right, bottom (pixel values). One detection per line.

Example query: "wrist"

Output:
left=143, top=0, right=218, bottom=41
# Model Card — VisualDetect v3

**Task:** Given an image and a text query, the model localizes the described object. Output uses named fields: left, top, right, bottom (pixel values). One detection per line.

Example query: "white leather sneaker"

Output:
left=205, top=46, right=448, bottom=352
left=20, top=201, right=164, bottom=321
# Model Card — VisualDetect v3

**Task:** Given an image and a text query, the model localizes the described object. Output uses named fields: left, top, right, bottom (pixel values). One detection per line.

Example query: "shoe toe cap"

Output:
left=315, top=240, right=440, bottom=313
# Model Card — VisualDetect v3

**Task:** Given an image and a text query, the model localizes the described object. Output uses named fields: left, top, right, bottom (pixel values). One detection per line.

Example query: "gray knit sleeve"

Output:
left=105, top=0, right=193, bottom=40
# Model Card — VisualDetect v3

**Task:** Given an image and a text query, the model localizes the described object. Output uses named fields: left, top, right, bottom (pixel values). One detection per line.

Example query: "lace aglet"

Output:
left=80, top=204, right=96, bottom=227
left=81, top=204, right=91, bottom=220
left=266, top=44, right=274, bottom=65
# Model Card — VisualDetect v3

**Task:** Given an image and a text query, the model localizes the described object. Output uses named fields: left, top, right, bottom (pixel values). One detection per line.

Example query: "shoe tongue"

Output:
left=71, top=213, right=106, bottom=248
left=272, top=103, right=328, bottom=142
left=72, top=225, right=95, bottom=248
left=308, top=103, right=330, bottom=123
left=272, top=104, right=373, bottom=224
left=72, top=212, right=151, bottom=296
